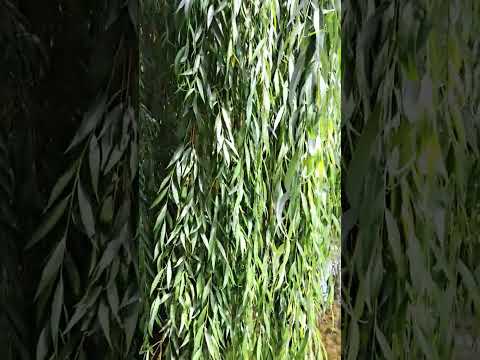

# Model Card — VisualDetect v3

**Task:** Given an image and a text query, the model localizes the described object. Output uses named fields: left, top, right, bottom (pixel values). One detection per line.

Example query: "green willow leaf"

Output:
left=35, top=237, right=66, bottom=300
left=95, top=224, right=128, bottom=278
left=275, top=192, right=289, bottom=226
left=51, top=275, right=64, bottom=350
left=63, top=286, right=102, bottom=334
left=107, top=282, right=120, bottom=318
left=375, top=325, right=394, bottom=360
left=26, top=196, right=70, bottom=249
left=385, top=209, right=405, bottom=276
left=207, top=5, right=215, bottom=29
left=45, top=163, right=76, bottom=212
left=78, top=181, right=96, bottom=238
left=124, top=305, right=139, bottom=353
left=89, top=135, right=101, bottom=198
left=66, top=93, right=107, bottom=152
left=166, top=259, right=172, bottom=288
left=36, top=326, right=49, bottom=360
left=98, top=299, right=112, bottom=348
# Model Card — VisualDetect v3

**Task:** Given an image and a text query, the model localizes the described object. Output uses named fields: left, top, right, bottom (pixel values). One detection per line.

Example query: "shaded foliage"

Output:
left=1, top=0, right=141, bottom=359
left=342, top=0, right=480, bottom=358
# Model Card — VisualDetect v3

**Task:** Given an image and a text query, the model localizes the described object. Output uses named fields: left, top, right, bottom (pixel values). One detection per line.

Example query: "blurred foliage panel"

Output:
left=342, top=0, right=480, bottom=359
left=1, top=0, right=141, bottom=359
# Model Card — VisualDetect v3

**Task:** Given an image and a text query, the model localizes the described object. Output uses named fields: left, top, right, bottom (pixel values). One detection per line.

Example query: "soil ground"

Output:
left=318, top=302, right=341, bottom=359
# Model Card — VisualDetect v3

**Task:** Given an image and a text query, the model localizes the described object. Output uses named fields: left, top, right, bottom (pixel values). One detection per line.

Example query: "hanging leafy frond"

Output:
left=26, top=90, right=140, bottom=360
left=24, top=1, right=141, bottom=358
left=143, top=0, right=340, bottom=359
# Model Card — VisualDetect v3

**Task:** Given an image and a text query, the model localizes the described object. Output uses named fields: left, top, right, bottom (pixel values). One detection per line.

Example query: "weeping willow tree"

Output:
left=142, top=0, right=340, bottom=359
left=342, top=0, right=480, bottom=358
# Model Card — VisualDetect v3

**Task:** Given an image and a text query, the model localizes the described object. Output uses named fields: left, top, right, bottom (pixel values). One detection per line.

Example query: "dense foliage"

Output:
left=342, top=0, right=480, bottom=358
left=141, top=0, right=340, bottom=359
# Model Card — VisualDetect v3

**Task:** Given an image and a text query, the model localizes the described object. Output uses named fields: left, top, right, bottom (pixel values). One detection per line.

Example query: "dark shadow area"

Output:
left=1, top=1, right=140, bottom=358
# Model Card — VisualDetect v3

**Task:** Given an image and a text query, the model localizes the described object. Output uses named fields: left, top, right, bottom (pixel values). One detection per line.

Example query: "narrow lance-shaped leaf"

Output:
left=98, top=298, right=112, bottom=348
left=51, top=275, right=64, bottom=350
left=89, top=135, right=101, bottom=198
left=35, top=237, right=66, bottom=300
left=66, top=93, right=107, bottom=152
left=45, top=163, right=76, bottom=212
left=26, top=196, right=70, bottom=249
left=78, top=180, right=96, bottom=238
